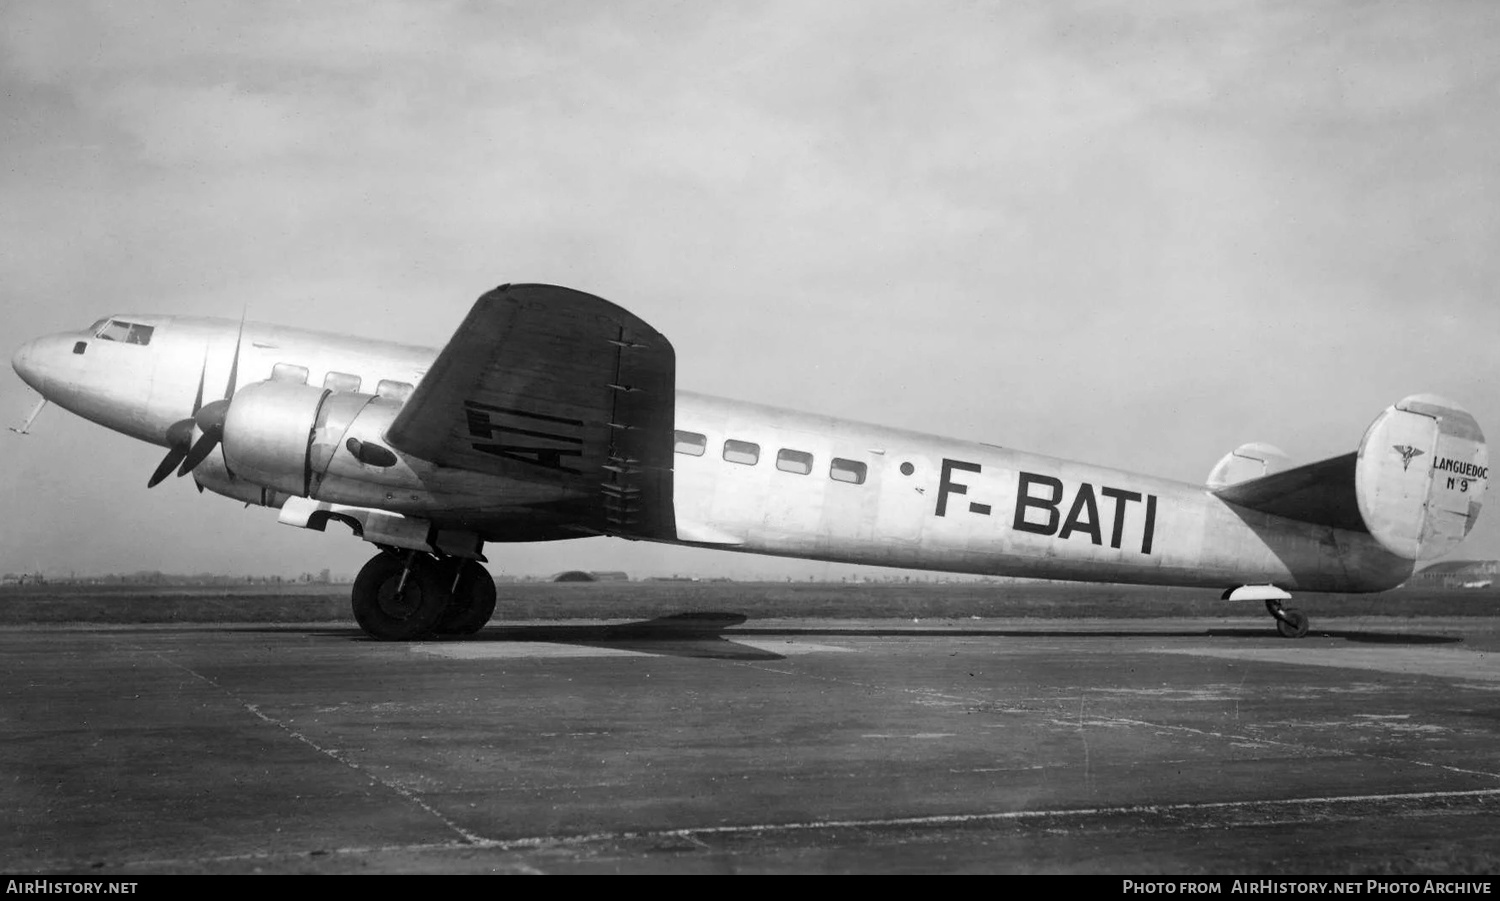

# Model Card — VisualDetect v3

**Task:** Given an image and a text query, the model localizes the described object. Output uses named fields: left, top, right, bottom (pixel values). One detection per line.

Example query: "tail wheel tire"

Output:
left=351, top=553, right=451, bottom=641
left=1276, top=608, right=1310, bottom=639
left=435, top=560, right=497, bottom=636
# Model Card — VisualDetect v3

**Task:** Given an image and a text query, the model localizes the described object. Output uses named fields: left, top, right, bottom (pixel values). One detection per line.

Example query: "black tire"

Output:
left=351, top=553, right=451, bottom=640
left=1276, top=608, right=1310, bottom=639
left=435, top=560, right=497, bottom=636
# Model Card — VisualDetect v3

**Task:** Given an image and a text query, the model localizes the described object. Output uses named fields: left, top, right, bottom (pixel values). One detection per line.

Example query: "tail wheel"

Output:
left=1276, top=608, right=1310, bottom=639
left=351, top=552, right=451, bottom=641
left=435, top=560, right=497, bottom=636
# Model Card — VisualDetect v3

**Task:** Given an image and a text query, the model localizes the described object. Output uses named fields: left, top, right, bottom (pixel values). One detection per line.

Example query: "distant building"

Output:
left=551, top=571, right=630, bottom=583
left=1411, top=560, right=1498, bottom=589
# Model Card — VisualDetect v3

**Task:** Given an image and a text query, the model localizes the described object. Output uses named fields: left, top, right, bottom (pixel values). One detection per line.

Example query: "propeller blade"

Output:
left=224, top=312, right=245, bottom=400
left=176, top=429, right=221, bottom=477
left=174, top=399, right=231, bottom=478
left=147, top=418, right=198, bottom=489
left=147, top=445, right=190, bottom=488
left=190, top=353, right=206, bottom=414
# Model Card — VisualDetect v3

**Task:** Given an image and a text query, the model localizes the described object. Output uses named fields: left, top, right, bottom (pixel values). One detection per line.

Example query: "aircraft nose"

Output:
left=11, top=334, right=71, bottom=395
left=11, top=338, right=42, bottom=391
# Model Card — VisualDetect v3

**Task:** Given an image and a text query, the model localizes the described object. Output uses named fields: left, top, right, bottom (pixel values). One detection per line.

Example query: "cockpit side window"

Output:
left=94, top=320, right=154, bottom=346
left=96, top=320, right=132, bottom=342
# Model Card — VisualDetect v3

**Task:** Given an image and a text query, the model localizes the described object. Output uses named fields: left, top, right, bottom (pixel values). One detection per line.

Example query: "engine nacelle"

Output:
left=215, top=381, right=433, bottom=508
left=221, top=381, right=333, bottom=497
left=192, top=445, right=291, bottom=508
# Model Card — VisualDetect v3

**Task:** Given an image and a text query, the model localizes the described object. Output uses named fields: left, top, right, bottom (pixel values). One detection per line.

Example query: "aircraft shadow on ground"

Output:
left=360, top=612, right=1464, bottom=653
left=215, top=614, right=781, bottom=660
left=121, top=614, right=1464, bottom=653
left=714, top=624, right=1461, bottom=645
left=471, top=612, right=788, bottom=660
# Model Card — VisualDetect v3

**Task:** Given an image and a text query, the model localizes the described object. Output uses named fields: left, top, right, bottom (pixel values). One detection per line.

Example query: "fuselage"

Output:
left=11, top=313, right=1416, bottom=593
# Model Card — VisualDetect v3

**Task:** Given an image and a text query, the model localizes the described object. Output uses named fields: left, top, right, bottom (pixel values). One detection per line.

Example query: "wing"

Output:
left=385, top=284, right=676, bottom=540
left=1210, top=451, right=1367, bottom=532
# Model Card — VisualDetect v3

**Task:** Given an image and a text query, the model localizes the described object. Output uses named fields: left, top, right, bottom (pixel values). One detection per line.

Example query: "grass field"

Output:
left=2, top=580, right=1498, bottom=624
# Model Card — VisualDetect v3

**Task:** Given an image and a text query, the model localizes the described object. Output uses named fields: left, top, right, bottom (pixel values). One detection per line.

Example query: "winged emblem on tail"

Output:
left=1392, top=444, right=1424, bottom=471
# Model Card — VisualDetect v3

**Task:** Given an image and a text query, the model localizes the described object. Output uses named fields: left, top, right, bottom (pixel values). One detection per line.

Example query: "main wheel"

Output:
left=1275, top=608, right=1310, bottom=639
left=351, top=553, right=451, bottom=640
left=434, top=560, right=497, bottom=636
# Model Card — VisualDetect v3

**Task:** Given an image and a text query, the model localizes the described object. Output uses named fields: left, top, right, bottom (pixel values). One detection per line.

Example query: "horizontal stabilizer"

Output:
left=1212, top=452, right=1365, bottom=532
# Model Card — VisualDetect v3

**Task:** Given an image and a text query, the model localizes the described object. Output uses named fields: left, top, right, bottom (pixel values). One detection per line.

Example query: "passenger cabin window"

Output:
left=776, top=449, right=813, bottom=475
left=324, top=371, right=362, bottom=393
left=377, top=380, right=414, bottom=402
left=674, top=430, right=707, bottom=456
left=272, top=363, right=309, bottom=384
left=94, top=320, right=154, bottom=346
left=830, top=458, right=867, bottom=485
left=723, top=439, right=760, bottom=466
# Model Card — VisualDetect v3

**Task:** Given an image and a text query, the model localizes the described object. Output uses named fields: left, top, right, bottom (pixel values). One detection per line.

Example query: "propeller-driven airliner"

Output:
left=10, top=284, right=1488, bottom=640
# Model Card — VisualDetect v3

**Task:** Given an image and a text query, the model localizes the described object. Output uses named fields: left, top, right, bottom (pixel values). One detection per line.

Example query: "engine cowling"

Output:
left=192, top=445, right=291, bottom=508
left=210, top=380, right=432, bottom=508
left=220, top=381, right=332, bottom=497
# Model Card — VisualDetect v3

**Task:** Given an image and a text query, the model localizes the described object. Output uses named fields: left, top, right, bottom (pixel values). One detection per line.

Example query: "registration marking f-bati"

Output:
left=935, top=457, right=1159, bottom=555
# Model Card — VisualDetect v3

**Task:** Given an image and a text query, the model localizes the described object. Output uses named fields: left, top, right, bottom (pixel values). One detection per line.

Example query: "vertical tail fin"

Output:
left=1355, top=394, right=1486, bottom=561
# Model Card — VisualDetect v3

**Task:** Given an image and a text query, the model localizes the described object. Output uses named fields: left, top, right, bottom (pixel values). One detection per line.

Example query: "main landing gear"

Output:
left=1222, top=585, right=1310, bottom=639
left=351, top=549, right=497, bottom=641
left=1265, top=597, right=1310, bottom=639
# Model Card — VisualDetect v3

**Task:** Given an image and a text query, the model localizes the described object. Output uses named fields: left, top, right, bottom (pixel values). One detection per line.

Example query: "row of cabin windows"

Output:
left=270, top=363, right=413, bottom=401
left=674, top=430, right=868, bottom=485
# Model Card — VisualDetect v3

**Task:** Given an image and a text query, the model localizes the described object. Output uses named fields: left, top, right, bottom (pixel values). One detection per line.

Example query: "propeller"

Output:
left=147, top=316, right=245, bottom=487
left=146, top=417, right=197, bottom=488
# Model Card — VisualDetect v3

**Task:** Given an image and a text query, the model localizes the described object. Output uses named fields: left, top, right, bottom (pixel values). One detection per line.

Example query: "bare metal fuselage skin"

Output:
left=12, top=314, right=1416, bottom=593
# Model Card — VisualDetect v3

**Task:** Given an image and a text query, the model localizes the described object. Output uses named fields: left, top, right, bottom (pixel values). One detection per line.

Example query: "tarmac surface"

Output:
left=3, top=615, right=1499, bottom=874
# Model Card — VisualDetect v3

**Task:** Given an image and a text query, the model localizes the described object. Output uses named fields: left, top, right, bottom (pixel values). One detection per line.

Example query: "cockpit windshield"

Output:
left=94, top=319, right=154, bottom=346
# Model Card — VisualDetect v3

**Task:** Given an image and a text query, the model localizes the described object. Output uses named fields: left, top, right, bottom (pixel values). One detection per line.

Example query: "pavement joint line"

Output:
left=488, top=788, right=1500, bottom=850
left=111, top=786, right=1500, bottom=869
left=133, top=642, right=491, bottom=847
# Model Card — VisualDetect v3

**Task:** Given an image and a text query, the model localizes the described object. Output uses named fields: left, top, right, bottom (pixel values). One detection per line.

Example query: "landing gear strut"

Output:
left=350, top=550, right=497, bottom=640
left=1265, top=598, right=1310, bottom=639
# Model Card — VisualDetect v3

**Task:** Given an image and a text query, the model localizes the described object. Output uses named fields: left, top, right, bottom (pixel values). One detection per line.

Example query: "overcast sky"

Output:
left=3, top=0, right=1498, bottom=581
